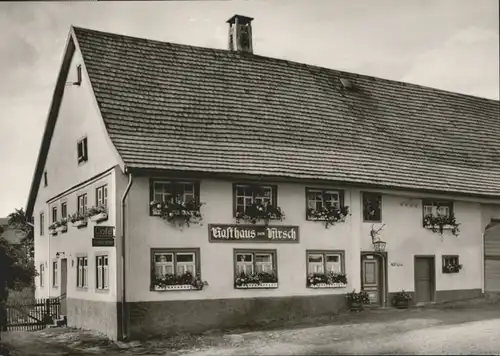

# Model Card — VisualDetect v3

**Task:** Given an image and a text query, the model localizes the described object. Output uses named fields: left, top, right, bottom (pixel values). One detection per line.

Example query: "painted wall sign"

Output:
left=208, top=224, right=299, bottom=243
left=390, top=262, right=403, bottom=267
left=92, top=238, right=115, bottom=247
left=94, top=226, right=114, bottom=239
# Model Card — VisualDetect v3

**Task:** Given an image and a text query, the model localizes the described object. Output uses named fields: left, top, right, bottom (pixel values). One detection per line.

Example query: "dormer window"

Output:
left=77, top=137, right=88, bottom=164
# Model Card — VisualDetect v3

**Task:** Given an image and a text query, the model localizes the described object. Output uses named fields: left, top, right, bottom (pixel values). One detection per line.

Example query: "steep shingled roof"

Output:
left=73, top=27, right=500, bottom=196
left=26, top=26, right=500, bottom=218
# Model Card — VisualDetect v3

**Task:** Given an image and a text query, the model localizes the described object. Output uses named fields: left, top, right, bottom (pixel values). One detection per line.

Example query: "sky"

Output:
left=0, top=0, right=498, bottom=217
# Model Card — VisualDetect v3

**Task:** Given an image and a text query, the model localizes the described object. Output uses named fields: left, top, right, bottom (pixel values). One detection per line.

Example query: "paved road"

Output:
left=2, top=302, right=500, bottom=355
left=182, top=307, right=500, bottom=355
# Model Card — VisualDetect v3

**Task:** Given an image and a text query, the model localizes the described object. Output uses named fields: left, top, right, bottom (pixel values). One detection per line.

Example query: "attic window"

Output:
left=43, top=171, right=48, bottom=187
left=75, top=65, right=82, bottom=86
left=77, top=137, right=88, bottom=164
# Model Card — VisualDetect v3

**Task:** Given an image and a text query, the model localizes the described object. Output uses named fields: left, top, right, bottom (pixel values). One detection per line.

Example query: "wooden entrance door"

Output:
left=60, top=259, right=67, bottom=315
left=414, top=256, right=435, bottom=303
left=361, top=255, right=382, bottom=306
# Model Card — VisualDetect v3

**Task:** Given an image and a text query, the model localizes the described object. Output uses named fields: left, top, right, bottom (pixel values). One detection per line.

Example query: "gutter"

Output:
left=120, top=172, right=133, bottom=340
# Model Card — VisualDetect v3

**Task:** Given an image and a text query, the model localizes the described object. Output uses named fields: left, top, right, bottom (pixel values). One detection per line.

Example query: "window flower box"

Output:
left=151, top=271, right=208, bottom=291
left=69, top=212, right=87, bottom=229
left=307, top=206, right=350, bottom=229
left=55, top=225, right=67, bottom=233
left=423, top=213, right=460, bottom=236
left=49, top=228, right=58, bottom=236
left=87, top=205, right=108, bottom=223
left=153, top=284, right=195, bottom=291
left=234, top=271, right=278, bottom=289
left=236, top=202, right=285, bottom=225
left=236, top=283, right=278, bottom=289
left=307, top=271, right=348, bottom=288
left=149, top=200, right=204, bottom=228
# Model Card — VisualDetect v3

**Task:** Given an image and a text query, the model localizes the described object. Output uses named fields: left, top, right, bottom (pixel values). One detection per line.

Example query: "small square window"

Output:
left=306, top=250, right=346, bottom=288
left=233, top=184, right=277, bottom=216
left=442, top=255, right=461, bottom=274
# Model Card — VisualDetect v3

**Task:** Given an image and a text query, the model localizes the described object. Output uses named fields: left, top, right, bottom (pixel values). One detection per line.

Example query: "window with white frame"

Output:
left=61, top=202, right=67, bottom=219
left=234, top=184, right=276, bottom=215
left=151, top=249, right=198, bottom=280
left=307, top=251, right=344, bottom=275
left=77, top=194, right=88, bottom=216
left=39, top=264, right=44, bottom=287
left=76, top=256, right=88, bottom=288
left=96, top=185, right=108, bottom=207
left=96, top=255, right=109, bottom=290
left=235, top=250, right=276, bottom=276
left=52, top=261, right=58, bottom=287
left=150, top=180, right=199, bottom=214
left=39, top=212, right=44, bottom=236
left=306, top=188, right=341, bottom=212
left=422, top=200, right=453, bottom=218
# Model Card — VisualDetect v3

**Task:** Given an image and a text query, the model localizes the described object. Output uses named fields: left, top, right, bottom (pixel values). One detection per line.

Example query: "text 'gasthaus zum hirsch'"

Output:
left=210, top=226, right=298, bottom=241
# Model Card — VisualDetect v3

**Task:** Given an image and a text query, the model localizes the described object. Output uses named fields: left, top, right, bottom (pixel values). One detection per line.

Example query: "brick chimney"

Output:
left=227, top=15, right=254, bottom=54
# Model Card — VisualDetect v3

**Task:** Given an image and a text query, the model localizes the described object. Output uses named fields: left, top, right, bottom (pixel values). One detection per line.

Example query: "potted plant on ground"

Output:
left=345, top=289, right=370, bottom=312
left=392, top=290, right=412, bottom=309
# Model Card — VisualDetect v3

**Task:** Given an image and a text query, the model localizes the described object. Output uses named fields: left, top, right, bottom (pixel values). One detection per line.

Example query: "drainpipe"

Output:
left=120, top=172, right=133, bottom=340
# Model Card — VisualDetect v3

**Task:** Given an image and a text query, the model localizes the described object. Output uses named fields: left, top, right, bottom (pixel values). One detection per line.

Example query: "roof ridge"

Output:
left=72, top=25, right=499, bottom=104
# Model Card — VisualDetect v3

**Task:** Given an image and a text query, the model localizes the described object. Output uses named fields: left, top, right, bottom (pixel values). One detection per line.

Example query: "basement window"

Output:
left=77, top=137, right=88, bottom=164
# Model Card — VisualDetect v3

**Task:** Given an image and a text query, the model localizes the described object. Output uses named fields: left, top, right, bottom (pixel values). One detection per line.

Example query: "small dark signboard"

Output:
left=208, top=224, right=299, bottom=243
left=93, top=226, right=115, bottom=247
left=94, top=226, right=114, bottom=239
left=92, top=238, right=115, bottom=247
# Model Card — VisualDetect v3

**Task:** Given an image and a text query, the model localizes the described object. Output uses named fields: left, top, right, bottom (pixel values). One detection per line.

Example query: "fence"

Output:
left=2, top=297, right=61, bottom=332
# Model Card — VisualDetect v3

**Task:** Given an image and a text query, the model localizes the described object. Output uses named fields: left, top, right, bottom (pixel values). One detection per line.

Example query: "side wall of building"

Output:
left=33, top=40, right=121, bottom=340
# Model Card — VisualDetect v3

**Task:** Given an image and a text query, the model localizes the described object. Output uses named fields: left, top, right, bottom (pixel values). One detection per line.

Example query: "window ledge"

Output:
left=235, top=283, right=278, bottom=289
left=96, top=288, right=110, bottom=293
left=152, top=285, right=199, bottom=291
left=307, top=283, right=347, bottom=289
left=76, top=287, right=88, bottom=291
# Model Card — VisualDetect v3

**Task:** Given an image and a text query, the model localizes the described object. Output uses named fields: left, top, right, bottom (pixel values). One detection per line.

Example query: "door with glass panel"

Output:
left=361, top=254, right=382, bottom=306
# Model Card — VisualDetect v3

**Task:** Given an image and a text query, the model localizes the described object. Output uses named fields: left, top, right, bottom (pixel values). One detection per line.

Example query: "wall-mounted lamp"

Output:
left=370, top=224, right=387, bottom=252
